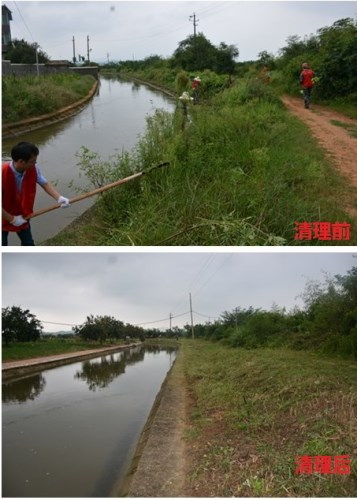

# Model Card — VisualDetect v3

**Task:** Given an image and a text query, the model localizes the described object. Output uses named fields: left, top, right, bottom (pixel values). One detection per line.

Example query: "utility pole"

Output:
left=87, top=35, right=91, bottom=63
left=72, top=36, right=76, bottom=64
left=189, top=293, right=195, bottom=339
left=189, top=13, right=199, bottom=37
left=169, top=312, right=173, bottom=332
left=34, top=43, right=39, bottom=77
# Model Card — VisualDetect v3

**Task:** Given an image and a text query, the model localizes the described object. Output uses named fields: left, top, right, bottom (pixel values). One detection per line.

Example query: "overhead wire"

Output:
left=170, top=253, right=217, bottom=316
left=11, top=1, right=237, bottom=57
left=192, top=253, right=234, bottom=298
left=12, top=0, right=36, bottom=44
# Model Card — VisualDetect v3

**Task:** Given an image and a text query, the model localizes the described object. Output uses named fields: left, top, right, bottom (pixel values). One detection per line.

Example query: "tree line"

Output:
left=114, top=17, right=356, bottom=104
left=6, top=17, right=356, bottom=106
left=270, top=17, right=357, bottom=101
left=3, top=265, right=356, bottom=359
left=1, top=308, right=176, bottom=345
left=186, top=265, right=357, bottom=359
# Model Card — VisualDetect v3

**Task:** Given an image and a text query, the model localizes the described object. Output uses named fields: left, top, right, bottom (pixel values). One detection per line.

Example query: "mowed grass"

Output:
left=2, top=337, right=123, bottom=361
left=179, top=340, right=357, bottom=496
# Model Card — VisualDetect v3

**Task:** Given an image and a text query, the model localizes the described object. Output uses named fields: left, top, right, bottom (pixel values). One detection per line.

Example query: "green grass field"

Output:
left=47, top=78, right=357, bottom=246
left=179, top=340, right=357, bottom=496
left=2, top=337, right=124, bottom=361
left=2, top=73, right=95, bottom=123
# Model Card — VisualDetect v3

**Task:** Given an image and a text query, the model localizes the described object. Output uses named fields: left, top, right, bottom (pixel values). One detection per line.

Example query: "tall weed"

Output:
left=53, top=77, right=356, bottom=245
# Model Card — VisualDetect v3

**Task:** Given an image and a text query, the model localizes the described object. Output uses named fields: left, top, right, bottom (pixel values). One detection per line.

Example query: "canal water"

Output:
left=2, top=76, right=176, bottom=245
left=2, top=345, right=177, bottom=497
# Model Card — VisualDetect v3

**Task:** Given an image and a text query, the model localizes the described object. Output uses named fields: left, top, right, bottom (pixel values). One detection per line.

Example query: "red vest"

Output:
left=300, top=69, right=315, bottom=88
left=2, top=162, right=37, bottom=232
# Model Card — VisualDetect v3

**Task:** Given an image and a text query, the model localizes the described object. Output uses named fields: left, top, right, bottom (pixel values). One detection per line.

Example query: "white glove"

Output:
left=57, top=195, right=70, bottom=208
left=11, top=215, right=27, bottom=227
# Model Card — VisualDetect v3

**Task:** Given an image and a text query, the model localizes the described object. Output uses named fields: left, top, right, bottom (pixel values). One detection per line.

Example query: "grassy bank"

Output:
left=2, top=73, right=95, bottom=124
left=180, top=340, right=357, bottom=496
left=2, top=337, right=125, bottom=361
left=47, top=77, right=357, bottom=246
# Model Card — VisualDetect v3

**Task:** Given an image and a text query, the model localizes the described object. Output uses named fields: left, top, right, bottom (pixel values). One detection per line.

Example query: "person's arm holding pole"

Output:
left=40, top=181, right=70, bottom=207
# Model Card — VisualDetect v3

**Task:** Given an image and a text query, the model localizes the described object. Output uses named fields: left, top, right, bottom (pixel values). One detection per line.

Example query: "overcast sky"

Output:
left=2, top=251, right=355, bottom=332
left=6, top=1, right=357, bottom=63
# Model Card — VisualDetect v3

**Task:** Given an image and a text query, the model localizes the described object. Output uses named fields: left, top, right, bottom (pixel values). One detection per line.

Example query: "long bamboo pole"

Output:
left=26, top=162, right=169, bottom=220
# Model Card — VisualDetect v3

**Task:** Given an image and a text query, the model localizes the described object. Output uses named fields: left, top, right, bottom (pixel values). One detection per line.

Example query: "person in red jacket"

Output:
left=300, top=62, right=315, bottom=109
left=2, top=142, right=70, bottom=246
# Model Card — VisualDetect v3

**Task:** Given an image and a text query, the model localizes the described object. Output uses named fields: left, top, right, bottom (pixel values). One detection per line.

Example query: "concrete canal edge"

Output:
left=118, top=348, right=187, bottom=497
left=2, top=79, right=99, bottom=140
left=2, top=343, right=139, bottom=382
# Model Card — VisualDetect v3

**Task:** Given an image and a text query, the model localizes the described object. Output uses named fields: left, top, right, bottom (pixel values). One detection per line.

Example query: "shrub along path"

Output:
left=282, top=96, right=357, bottom=201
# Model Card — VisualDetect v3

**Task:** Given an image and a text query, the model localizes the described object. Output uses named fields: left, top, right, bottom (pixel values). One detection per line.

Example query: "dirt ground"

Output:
left=281, top=96, right=357, bottom=188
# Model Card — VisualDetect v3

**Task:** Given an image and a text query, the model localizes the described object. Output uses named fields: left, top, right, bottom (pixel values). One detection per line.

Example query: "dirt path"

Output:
left=281, top=96, right=357, bottom=187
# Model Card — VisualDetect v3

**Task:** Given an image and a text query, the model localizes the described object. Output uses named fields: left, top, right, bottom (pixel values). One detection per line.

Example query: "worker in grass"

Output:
left=299, top=62, right=315, bottom=109
left=2, top=142, right=70, bottom=246
left=191, top=75, right=201, bottom=104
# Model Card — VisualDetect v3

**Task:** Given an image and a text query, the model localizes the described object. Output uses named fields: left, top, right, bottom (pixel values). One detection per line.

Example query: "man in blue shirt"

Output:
left=2, top=142, right=70, bottom=246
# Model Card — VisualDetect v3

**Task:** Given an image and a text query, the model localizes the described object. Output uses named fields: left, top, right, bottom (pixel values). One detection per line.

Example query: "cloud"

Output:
left=7, top=1, right=356, bottom=62
left=2, top=252, right=355, bottom=332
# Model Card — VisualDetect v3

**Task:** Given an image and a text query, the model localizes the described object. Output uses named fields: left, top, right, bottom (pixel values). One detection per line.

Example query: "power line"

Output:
left=193, top=254, right=234, bottom=297
left=193, top=310, right=219, bottom=320
left=13, top=1, right=36, bottom=43
left=38, top=307, right=218, bottom=330
left=132, top=311, right=189, bottom=327
left=41, top=320, right=77, bottom=327
left=170, top=254, right=217, bottom=316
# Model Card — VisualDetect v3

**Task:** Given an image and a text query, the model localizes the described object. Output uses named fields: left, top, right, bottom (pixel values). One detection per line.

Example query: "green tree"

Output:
left=74, top=315, right=130, bottom=343
left=6, top=39, right=49, bottom=63
left=275, top=18, right=357, bottom=101
left=172, top=33, right=217, bottom=71
left=220, top=306, right=258, bottom=327
left=2, top=306, right=43, bottom=344
left=257, top=50, right=276, bottom=69
left=317, top=18, right=357, bottom=98
left=214, top=42, right=239, bottom=74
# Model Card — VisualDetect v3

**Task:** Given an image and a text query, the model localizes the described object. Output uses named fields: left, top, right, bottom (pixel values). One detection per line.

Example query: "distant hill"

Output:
left=42, top=330, right=73, bottom=336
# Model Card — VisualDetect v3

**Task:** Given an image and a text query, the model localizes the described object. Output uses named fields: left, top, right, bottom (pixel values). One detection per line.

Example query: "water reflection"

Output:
left=74, top=347, right=145, bottom=391
left=2, top=374, right=46, bottom=403
left=2, top=76, right=175, bottom=244
left=3, top=345, right=177, bottom=498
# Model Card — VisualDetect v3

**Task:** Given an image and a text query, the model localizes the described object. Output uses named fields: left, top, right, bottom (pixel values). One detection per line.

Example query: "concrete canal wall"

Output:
left=2, top=343, right=140, bottom=382
left=3, top=342, right=187, bottom=496
left=119, top=349, right=187, bottom=497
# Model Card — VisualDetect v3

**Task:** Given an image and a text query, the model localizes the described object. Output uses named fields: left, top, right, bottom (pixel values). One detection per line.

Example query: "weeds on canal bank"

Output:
left=48, top=77, right=357, bottom=246
left=180, top=340, right=357, bottom=497
left=2, top=74, right=95, bottom=123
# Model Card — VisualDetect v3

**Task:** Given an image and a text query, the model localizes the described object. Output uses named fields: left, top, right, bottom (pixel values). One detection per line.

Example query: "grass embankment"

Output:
left=47, top=77, right=357, bottom=246
left=2, top=337, right=125, bottom=362
left=179, top=340, right=357, bottom=497
left=2, top=73, right=95, bottom=124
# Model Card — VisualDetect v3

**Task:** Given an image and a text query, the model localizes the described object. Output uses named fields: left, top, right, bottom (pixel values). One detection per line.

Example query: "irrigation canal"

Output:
left=1, top=75, right=176, bottom=245
left=2, top=344, right=177, bottom=497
